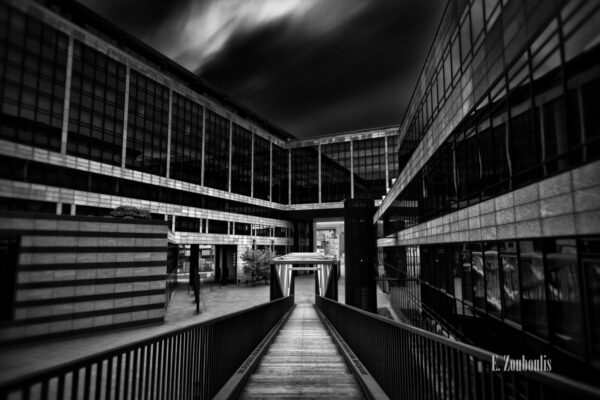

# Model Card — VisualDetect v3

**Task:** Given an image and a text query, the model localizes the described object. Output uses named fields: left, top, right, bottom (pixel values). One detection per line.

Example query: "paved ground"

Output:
left=0, top=274, right=397, bottom=385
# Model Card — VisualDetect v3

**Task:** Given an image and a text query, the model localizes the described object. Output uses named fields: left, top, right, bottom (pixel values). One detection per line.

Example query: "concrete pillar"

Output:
left=121, top=66, right=131, bottom=169
left=165, top=88, right=173, bottom=178
left=318, top=143, right=322, bottom=203
left=228, top=119, right=233, bottom=192
left=60, top=36, right=74, bottom=155
left=350, top=140, right=354, bottom=199
left=384, top=136, right=389, bottom=191
left=269, top=140, right=272, bottom=202
left=201, top=108, right=206, bottom=186
left=251, top=132, right=255, bottom=197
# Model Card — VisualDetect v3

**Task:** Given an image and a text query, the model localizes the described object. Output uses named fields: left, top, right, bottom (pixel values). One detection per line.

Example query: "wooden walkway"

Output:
left=238, top=304, right=365, bottom=399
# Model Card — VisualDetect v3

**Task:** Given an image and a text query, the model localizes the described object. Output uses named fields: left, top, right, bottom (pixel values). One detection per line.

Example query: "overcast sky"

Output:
left=80, top=0, right=446, bottom=138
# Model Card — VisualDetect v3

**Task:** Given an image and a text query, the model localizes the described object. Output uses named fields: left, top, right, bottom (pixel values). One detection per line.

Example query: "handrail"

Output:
left=316, top=296, right=600, bottom=400
left=0, top=295, right=295, bottom=400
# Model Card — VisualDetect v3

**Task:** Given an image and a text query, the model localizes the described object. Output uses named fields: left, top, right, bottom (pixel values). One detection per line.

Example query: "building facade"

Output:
left=376, top=0, right=600, bottom=381
left=0, top=0, right=397, bottom=285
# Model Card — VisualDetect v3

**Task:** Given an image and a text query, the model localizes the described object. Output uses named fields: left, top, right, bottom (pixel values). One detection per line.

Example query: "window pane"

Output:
left=500, top=241, right=520, bottom=323
left=545, top=238, right=583, bottom=354
left=581, top=237, right=600, bottom=361
left=460, top=14, right=472, bottom=61
left=471, top=243, right=485, bottom=310
left=484, top=242, right=501, bottom=316
left=461, top=244, right=473, bottom=303
left=519, top=240, right=547, bottom=336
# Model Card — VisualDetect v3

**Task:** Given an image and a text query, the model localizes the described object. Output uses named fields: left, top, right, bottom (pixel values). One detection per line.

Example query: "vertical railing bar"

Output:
left=131, top=348, right=138, bottom=400
left=71, top=368, right=79, bottom=400
left=123, top=351, right=131, bottom=400
left=183, top=331, right=189, bottom=400
left=115, top=354, right=122, bottom=400
left=143, top=345, right=150, bottom=400
left=57, top=374, right=64, bottom=400
left=94, top=360, right=102, bottom=400
left=152, top=343, right=158, bottom=400
left=83, top=365, right=91, bottom=400
left=40, top=378, right=48, bottom=400
left=158, top=339, right=165, bottom=400
left=106, top=358, right=113, bottom=400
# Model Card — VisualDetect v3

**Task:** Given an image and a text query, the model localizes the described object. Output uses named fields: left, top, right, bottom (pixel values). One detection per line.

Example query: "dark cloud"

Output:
left=78, top=0, right=193, bottom=46
left=198, top=1, right=446, bottom=137
left=78, top=0, right=446, bottom=138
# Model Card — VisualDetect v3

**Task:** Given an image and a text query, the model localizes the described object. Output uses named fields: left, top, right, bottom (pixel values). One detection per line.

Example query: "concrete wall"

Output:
left=377, top=160, right=600, bottom=247
left=0, top=213, right=169, bottom=343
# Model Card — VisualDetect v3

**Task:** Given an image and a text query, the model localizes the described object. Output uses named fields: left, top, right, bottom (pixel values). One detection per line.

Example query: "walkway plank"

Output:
left=238, top=304, right=365, bottom=399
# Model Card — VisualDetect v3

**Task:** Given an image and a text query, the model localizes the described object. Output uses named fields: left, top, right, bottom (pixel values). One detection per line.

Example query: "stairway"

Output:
left=238, top=303, right=365, bottom=399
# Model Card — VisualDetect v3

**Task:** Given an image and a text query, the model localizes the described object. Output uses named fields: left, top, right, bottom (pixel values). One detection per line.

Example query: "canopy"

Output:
left=271, top=252, right=336, bottom=265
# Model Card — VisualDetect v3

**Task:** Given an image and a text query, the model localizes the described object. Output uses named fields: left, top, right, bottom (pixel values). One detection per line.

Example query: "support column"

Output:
left=318, top=143, right=322, bottom=203
left=344, top=199, right=376, bottom=313
left=165, top=88, right=173, bottom=178
left=121, top=66, right=131, bottom=169
left=228, top=119, right=233, bottom=192
left=190, top=244, right=200, bottom=314
left=251, top=132, right=255, bottom=197
left=384, top=136, right=389, bottom=192
left=269, top=140, right=272, bottom=202
left=350, top=140, right=354, bottom=199
left=60, top=36, right=74, bottom=155
left=201, top=108, right=206, bottom=186
left=288, top=149, right=292, bottom=205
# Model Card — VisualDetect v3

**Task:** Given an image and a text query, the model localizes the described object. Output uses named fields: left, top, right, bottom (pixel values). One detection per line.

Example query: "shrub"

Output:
left=109, top=206, right=151, bottom=219
left=241, top=248, right=274, bottom=283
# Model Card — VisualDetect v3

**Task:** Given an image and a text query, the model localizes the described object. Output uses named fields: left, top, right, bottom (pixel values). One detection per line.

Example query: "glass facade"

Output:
left=126, top=71, right=169, bottom=176
left=204, top=109, right=229, bottom=191
left=231, top=123, right=252, bottom=196
left=386, top=236, right=598, bottom=362
left=353, top=137, right=386, bottom=199
left=68, top=41, right=126, bottom=166
left=271, top=144, right=288, bottom=204
left=385, top=0, right=600, bottom=230
left=253, top=134, right=270, bottom=200
left=0, top=5, right=67, bottom=151
left=378, top=0, right=600, bottom=380
left=291, top=147, right=318, bottom=204
left=321, top=142, right=351, bottom=202
left=170, top=92, right=203, bottom=184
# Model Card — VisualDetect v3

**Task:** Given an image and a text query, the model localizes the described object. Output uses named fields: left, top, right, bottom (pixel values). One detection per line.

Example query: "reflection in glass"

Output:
left=484, top=243, right=501, bottom=315
left=500, top=241, right=520, bottom=323
left=546, top=238, right=583, bottom=354
left=471, top=243, right=485, bottom=310
left=581, top=238, right=600, bottom=361
left=520, top=240, right=547, bottom=336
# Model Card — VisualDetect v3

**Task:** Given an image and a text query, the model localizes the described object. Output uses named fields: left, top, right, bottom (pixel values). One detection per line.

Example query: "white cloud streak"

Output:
left=165, top=0, right=366, bottom=71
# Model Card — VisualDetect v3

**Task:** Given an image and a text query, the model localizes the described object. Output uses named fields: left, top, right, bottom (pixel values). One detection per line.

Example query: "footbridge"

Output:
left=1, top=253, right=599, bottom=400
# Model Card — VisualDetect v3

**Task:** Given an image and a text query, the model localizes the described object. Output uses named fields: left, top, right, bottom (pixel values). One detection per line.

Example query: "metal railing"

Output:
left=0, top=295, right=294, bottom=400
left=315, top=296, right=600, bottom=400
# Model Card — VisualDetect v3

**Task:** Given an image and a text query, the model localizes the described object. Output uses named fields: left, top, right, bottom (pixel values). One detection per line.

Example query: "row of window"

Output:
left=68, top=41, right=126, bottom=166
left=383, top=235, right=599, bottom=362
left=173, top=217, right=291, bottom=237
left=291, top=137, right=395, bottom=204
left=0, top=4, right=67, bottom=151
left=0, top=155, right=290, bottom=221
left=0, top=3, right=396, bottom=206
left=397, top=0, right=505, bottom=172
left=384, top=3, right=600, bottom=234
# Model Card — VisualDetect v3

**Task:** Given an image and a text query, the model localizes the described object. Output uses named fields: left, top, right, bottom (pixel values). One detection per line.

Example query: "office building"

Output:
left=376, top=0, right=600, bottom=381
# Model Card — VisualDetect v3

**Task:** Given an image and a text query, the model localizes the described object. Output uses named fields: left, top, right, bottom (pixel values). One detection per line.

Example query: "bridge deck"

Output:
left=238, top=303, right=365, bottom=399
